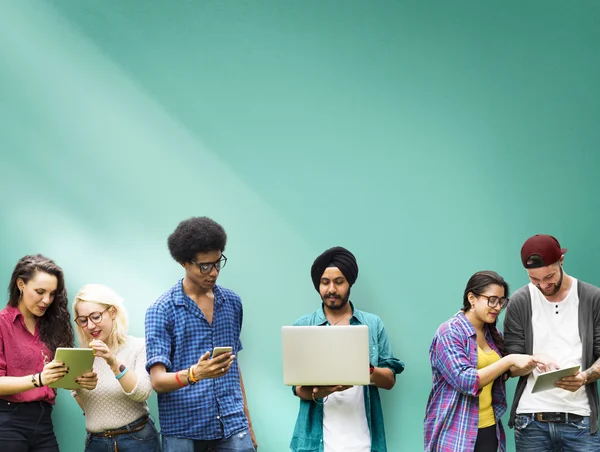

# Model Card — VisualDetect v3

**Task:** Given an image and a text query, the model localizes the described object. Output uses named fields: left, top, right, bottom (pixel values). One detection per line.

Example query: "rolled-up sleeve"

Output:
left=432, top=326, right=480, bottom=396
left=145, top=304, right=172, bottom=372
left=376, top=321, right=405, bottom=377
left=123, top=339, right=153, bottom=402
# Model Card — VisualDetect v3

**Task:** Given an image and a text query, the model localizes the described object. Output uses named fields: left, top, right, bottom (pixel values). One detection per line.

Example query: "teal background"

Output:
left=1, top=1, right=599, bottom=450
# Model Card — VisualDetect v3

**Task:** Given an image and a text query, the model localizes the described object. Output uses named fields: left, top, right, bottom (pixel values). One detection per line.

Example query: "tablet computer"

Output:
left=48, top=348, right=95, bottom=389
left=531, top=365, right=580, bottom=393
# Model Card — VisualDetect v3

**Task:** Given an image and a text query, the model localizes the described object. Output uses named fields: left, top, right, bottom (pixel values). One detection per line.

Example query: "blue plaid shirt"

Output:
left=145, top=280, right=247, bottom=440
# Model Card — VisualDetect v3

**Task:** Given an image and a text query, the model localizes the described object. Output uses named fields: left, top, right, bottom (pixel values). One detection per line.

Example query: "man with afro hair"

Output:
left=145, top=216, right=257, bottom=451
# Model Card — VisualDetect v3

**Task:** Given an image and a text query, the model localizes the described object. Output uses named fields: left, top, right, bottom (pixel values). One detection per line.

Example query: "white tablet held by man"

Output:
left=531, top=365, right=580, bottom=393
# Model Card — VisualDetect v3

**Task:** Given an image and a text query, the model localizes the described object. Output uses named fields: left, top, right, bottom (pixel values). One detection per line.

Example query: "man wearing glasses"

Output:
left=145, top=216, right=257, bottom=452
left=504, top=234, right=600, bottom=451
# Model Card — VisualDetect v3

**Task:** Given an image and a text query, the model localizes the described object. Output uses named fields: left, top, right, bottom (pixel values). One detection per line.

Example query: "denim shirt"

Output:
left=290, top=303, right=405, bottom=452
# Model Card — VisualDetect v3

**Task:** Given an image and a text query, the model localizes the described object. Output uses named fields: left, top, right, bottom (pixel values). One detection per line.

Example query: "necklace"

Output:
left=328, top=313, right=350, bottom=326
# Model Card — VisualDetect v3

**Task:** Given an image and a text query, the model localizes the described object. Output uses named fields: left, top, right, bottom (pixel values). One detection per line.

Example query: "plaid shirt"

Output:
left=145, top=280, right=247, bottom=440
left=424, top=311, right=507, bottom=452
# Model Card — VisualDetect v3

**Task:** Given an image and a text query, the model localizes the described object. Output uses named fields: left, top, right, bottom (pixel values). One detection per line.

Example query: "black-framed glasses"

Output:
left=474, top=293, right=509, bottom=309
left=190, top=255, right=227, bottom=274
left=75, top=308, right=110, bottom=328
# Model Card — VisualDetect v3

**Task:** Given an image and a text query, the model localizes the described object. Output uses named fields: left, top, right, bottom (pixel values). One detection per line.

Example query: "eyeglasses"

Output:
left=190, top=255, right=227, bottom=274
left=75, top=308, right=110, bottom=328
left=474, top=293, right=509, bottom=310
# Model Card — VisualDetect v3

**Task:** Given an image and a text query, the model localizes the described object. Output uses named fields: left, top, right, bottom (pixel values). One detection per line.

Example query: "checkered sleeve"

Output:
left=237, top=301, right=243, bottom=353
left=145, top=303, right=172, bottom=372
left=432, top=325, right=480, bottom=396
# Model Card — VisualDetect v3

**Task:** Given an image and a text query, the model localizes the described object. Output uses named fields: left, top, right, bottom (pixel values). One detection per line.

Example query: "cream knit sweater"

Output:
left=72, top=335, right=152, bottom=432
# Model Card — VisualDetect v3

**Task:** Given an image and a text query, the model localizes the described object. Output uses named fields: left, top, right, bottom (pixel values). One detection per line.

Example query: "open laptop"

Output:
left=281, top=325, right=370, bottom=386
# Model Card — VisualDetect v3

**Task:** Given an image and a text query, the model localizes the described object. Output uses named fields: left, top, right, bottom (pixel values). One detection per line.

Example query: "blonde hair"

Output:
left=73, top=284, right=129, bottom=352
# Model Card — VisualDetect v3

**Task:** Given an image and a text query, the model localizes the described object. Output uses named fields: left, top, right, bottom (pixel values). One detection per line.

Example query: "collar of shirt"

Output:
left=454, top=310, right=496, bottom=344
left=315, top=301, right=363, bottom=326
left=173, top=279, right=225, bottom=308
left=6, top=305, right=40, bottom=336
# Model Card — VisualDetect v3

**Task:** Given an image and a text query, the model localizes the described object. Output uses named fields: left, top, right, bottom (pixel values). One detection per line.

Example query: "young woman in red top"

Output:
left=0, top=254, right=98, bottom=451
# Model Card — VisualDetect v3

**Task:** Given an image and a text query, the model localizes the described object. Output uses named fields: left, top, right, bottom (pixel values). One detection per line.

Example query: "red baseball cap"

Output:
left=520, top=234, right=568, bottom=268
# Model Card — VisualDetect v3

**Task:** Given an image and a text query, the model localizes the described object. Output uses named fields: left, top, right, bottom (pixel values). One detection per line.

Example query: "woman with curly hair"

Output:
left=0, top=254, right=98, bottom=451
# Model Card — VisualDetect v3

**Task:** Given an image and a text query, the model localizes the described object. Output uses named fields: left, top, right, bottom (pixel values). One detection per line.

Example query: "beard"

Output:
left=537, top=266, right=564, bottom=296
left=322, top=290, right=350, bottom=310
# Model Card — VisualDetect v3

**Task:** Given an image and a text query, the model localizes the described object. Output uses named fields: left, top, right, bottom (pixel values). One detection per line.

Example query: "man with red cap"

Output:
left=504, top=234, right=600, bottom=451
left=289, top=246, right=404, bottom=452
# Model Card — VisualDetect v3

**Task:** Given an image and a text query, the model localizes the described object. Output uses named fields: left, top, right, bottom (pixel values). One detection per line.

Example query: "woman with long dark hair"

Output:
left=0, top=254, right=98, bottom=451
left=424, top=271, right=538, bottom=452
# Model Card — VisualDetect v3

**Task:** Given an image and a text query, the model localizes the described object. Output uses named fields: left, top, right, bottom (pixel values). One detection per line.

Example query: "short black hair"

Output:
left=526, top=254, right=546, bottom=267
left=167, top=217, right=227, bottom=263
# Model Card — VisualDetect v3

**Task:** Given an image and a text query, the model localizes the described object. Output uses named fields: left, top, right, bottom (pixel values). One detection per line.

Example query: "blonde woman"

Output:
left=72, top=284, right=160, bottom=452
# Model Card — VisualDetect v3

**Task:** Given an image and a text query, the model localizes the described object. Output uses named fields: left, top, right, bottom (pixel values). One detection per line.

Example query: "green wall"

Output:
left=1, top=1, right=599, bottom=451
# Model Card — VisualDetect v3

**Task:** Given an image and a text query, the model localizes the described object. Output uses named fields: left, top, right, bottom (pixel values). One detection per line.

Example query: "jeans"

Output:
left=162, top=430, right=255, bottom=452
left=85, top=417, right=161, bottom=452
left=0, top=399, right=58, bottom=452
left=514, top=413, right=600, bottom=452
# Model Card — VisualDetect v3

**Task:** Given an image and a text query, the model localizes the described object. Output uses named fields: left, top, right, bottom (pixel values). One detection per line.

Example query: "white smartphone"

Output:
left=212, top=346, right=233, bottom=358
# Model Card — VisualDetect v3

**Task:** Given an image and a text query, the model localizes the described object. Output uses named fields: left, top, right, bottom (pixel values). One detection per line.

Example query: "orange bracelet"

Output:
left=188, top=366, right=199, bottom=383
left=175, top=371, right=186, bottom=388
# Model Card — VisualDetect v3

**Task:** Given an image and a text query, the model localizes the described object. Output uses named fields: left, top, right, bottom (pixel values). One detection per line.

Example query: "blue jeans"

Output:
left=84, top=417, right=161, bottom=452
left=162, top=430, right=255, bottom=452
left=514, top=414, right=600, bottom=452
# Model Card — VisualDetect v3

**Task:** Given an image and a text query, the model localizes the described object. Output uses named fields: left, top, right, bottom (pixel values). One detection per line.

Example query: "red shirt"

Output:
left=0, top=305, right=56, bottom=403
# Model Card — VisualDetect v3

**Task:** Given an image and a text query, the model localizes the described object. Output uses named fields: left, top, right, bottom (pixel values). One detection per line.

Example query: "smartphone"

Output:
left=212, top=346, right=233, bottom=358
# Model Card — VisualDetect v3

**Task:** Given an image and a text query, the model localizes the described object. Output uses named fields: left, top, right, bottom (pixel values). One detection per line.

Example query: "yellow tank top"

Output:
left=477, top=346, right=501, bottom=428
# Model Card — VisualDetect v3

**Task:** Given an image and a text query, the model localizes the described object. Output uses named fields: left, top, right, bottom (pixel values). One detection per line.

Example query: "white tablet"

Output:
left=531, top=365, right=580, bottom=393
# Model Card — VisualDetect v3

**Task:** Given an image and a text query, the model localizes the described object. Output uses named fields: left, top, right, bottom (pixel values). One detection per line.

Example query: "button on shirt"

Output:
left=0, top=306, right=56, bottom=404
left=145, top=281, right=247, bottom=440
left=290, top=303, right=405, bottom=452
left=424, top=311, right=507, bottom=452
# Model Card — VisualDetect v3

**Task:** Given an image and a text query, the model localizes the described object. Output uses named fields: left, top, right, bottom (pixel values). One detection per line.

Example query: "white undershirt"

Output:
left=323, top=385, right=371, bottom=452
left=517, top=279, right=590, bottom=416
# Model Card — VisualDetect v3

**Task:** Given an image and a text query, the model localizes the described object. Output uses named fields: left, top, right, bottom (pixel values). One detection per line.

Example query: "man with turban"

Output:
left=289, top=246, right=404, bottom=452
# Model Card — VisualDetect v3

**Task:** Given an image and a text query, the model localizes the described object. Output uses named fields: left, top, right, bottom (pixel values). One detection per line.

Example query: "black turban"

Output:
left=311, top=246, right=359, bottom=291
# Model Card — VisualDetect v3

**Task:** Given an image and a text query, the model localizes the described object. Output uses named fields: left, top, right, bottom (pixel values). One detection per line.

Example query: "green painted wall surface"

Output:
left=1, top=1, right=599, bottom=450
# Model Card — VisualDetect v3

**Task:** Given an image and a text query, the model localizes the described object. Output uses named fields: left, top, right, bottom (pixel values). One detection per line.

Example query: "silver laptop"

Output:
left=281, top=325, right=370, bottom=386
